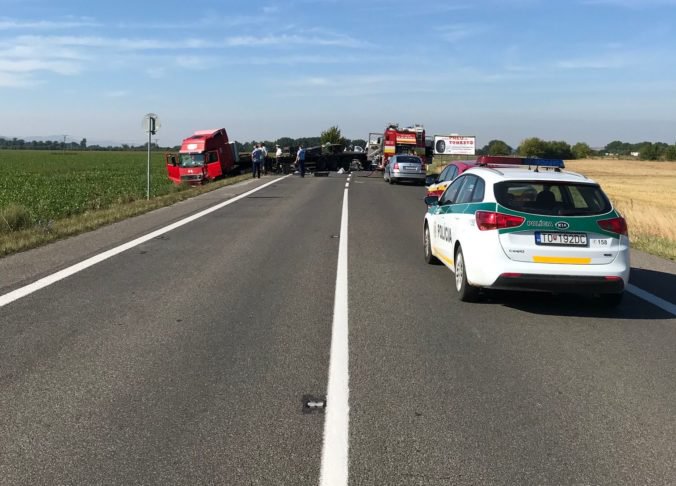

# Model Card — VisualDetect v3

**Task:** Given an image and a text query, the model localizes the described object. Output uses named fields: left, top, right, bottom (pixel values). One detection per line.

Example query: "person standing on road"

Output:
left=251, top=144, right=262, bottom=179
left=275, top=144, right=282, bottom=173
left=296, top=145, right=306, bottom=177
left=261, top=143, right=269, bottom=175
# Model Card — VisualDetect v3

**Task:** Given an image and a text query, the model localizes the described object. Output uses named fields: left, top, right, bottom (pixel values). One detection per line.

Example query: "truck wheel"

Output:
left=424, top=224, right=440, bottom=264
left=455, top=246, right=479, bottom=302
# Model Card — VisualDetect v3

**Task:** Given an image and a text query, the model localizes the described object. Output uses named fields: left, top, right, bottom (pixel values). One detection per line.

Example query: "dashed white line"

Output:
left=0, top=177, right=288, bottom=308
left=319, top=181, right=350, bottom=486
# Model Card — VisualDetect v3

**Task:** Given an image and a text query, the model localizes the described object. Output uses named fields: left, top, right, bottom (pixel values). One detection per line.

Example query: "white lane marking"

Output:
left=319, top=183, right=350, bottom=486
left=0, top=177, right=288, bottom=308
left=345, top=183, right=349, bottom=188
left=627, top=284, right=676, bottom=316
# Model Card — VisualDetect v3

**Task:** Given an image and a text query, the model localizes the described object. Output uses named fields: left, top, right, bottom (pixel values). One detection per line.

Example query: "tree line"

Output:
left=2, top=130, right=675, bottom=161
left=478, top=138, right=676, bottom=161
left=0, top=128, right=367, bottom=154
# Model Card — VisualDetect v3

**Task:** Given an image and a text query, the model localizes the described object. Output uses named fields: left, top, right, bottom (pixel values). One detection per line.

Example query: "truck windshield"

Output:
left=179, top=154, right=204, bottom=167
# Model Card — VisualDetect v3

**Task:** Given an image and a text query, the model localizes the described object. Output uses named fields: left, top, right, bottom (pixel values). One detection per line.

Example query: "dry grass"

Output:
left=566, top=159, right=676, bottom=260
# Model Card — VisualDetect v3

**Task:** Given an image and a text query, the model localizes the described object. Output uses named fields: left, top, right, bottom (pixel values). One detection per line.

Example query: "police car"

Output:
left=423, top=160, right=630, bottom=306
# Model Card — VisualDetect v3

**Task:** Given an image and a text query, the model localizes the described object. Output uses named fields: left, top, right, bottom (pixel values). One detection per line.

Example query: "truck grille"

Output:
left=181, top=175, right=203, bottom=182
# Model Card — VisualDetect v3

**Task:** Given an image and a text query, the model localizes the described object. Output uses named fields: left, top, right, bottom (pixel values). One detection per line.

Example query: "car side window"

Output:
left=439, top=176, right=466, bottom=205
left=443, top=165, right=458, bottom=181
left=438, top=166, right=450, bottom=181
left=456, top=175, right=477, bottom=204
left=471, top=177, right=485, bottom=202
left=448, top=166, right=458, bottom=181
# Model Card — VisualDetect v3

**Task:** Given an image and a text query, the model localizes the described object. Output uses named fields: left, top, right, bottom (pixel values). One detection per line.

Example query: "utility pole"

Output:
left=143, top=113, right=160, bottom=200
left=62, top=135, right=68, bottom=154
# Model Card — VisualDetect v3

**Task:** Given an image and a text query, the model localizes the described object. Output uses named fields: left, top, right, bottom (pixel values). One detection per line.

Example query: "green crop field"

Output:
left=0, top=150, right=176, bottom=224
left=0, top=149, right=252, bottom=255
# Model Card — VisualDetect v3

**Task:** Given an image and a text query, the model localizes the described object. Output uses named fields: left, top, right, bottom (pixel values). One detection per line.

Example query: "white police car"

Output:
left=423, top=160, right=630, bottom=306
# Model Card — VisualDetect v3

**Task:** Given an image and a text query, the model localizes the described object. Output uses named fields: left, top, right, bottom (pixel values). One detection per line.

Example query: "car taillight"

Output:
left=597, top=217, right=628, bottom=236
left=393, top=162, right=399, bottom=170
left=476, top=211, right=525, bottom=231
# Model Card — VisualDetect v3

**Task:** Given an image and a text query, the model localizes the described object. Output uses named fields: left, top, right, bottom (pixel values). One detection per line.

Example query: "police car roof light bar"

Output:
left=525, top=158, right=566, bottom=168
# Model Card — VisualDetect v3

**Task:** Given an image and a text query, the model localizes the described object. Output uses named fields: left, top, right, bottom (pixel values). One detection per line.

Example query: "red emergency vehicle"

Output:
left=165, top=128, right=238, bottom=184
left=378, top=123, right=427, bottom=170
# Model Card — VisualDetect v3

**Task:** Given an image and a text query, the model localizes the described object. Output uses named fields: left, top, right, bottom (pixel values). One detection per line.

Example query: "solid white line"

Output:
left=319, top=184, right=350, bottom=486
left=627, top=284, right=676, bottom=316
left=0, top=177, right=288, bottom=308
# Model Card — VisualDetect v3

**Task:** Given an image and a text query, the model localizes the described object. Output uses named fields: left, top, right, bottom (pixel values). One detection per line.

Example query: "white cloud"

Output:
left=225, top=33, right=367, bottom=48
left=554, top=56, right=626, bottom=69
left=104, top=90, right=129, bottom=97
left=581, top=0, right=676, bottom=6
left=11, top=35, right=215, bottom=50
left=436, top=24, right=486, bottom=42
left=0, top=71, right=41, bottom=87
left=0, top=17, right=100, bottom=30
left=0, top=58, right=81, bottom=75
left=175, top=55, right=213, bottom=69
left=145, top=67, right=166, bottom=79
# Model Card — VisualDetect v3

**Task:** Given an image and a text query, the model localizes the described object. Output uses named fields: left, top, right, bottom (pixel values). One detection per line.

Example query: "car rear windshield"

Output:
left=494, top=181, right=612, bottom=216
left=397, top=156, right=421, bottom=164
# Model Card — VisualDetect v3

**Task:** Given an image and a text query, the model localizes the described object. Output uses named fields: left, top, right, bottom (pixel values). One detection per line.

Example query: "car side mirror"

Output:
left=425, top=174, right=437, bottom=186
left=424, top=195, right=439, bottom=206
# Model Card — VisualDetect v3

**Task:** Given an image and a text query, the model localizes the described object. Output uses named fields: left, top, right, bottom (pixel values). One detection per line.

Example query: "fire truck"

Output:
left=367, top=123, right=427, bottom=170
left=165, top=128, right=239, bottom=184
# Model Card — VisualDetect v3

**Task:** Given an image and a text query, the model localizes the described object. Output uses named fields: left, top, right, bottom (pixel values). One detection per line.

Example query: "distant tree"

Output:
left=605, top=140, right=631, bottom=156
left=517, top=137, right=547, bottom=157
left=571, top=142, right=592, bottom=159
left=639, top=143, right=660, bottom=160
left=482, top=139, right=512, bottom=156
left=543, top=140, right=573, bottom=159
left=350, top=138, right=367, bottom=149
left=320, top=125, right=347, bottom=146
left=275, top=137, right=295, bottom=149
left=80, top=138, right=87, bottom=149
left=665, top=145, right=676, bottom=161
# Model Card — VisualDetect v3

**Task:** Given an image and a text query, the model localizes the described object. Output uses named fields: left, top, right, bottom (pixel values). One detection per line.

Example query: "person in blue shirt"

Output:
left=251, top=144, right=262, bottom=178
left=295, top=145, right=306, bottom=178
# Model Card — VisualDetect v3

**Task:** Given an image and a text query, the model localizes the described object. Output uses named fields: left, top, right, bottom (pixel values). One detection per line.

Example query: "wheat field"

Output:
left=566, top=159, right=676, bottom=260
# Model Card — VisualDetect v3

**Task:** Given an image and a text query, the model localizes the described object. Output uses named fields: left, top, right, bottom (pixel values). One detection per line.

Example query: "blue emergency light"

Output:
left=523, top=158, right=565, bottom=168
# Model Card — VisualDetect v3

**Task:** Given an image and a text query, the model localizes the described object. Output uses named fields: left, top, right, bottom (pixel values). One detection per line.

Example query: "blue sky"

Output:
left=1, top=0, right=675, bottom=148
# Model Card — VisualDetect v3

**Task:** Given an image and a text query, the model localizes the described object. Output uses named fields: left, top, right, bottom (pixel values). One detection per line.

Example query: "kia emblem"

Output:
left=555, top=221, right=570, bottom=230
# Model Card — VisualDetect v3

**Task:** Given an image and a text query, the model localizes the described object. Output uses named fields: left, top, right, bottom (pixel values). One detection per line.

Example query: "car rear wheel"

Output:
left=455, top=246, right=479, bottom=302
left=424, top=224, right=440, bottom=264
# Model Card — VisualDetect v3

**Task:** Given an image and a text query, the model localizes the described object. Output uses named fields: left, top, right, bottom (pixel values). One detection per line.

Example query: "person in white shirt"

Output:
left=275, top=145, right=283, bottom=173
left=261, top=143, right=269, bottom=174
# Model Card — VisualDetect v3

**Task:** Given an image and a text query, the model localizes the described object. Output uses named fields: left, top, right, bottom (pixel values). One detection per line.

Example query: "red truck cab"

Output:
left=165, top=128, right=238, bottom=184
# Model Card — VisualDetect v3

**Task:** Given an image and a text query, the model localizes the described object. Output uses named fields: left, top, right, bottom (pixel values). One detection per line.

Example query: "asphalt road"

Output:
left=0, top=172, right=675, bottom=485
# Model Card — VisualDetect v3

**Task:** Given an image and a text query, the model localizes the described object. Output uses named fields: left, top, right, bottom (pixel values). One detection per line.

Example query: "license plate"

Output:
left=403, top=165, right=418, bottom=172
left=535, top=232, right=588, bottom=246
